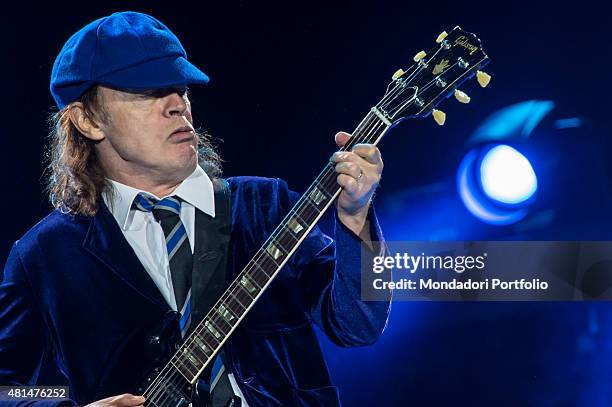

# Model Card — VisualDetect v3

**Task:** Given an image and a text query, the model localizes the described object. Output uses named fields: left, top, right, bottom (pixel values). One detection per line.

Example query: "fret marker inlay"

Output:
left=218, top=304, right=235, bottom=322
left=194, top=335, right=211, bottom=355
left=288, top=217, right=304, bottom=234
left=240, top=275, right=257, bottom=294
left=266, top=243, right=283, bottom=260
left=205, top=320, right=222, bottom=339
left=309, top=187, right=327, bottom=205
left=182, top=348, right=202, bottom=368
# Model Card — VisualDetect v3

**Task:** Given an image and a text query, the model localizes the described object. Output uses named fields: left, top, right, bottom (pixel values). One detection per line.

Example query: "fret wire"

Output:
left=170, top=348, right=198, bottom=378
left=167, top=357, right=195, bottom=381
left=236, top=279, right=257, bottom=300
left=242, top=272, right=263, bottom=291
left=205, top=317, right=229, bottom=340
left=228, top=286, right=252, bottom=309
left=231, top=282, right=253, bottom=309
left=213, top=297, right=241, bottom=319
left=224, top=291, right=247, bottom=315
left=305, top=192, right=324, bottom=210
left=191, top=331, right=214, bottom=357
left=184, top=338, right=210, bottom=363
left=292, top=211, right=308, bottom=228
left=177, top=342, right=207, bottom=366
left=172, top=354, right=199, bottom=381
left=209, top=313, right=233, bottom=336
left=246, top=263, right=269, bottom=287
left=265, top=238, right=287, bottom=263
left=319, top=170, right=339, bottom=193
left=211, top=304, right=238, bottom=331
left=176, top=346, right=205, bottom=373
left=269, top=236, right=288, bottom=253
left=291, top=202, right=315, bottom=225
left=263, top=248, right=282, bottom=268
left=230, top=279, right=255, bottom=303
left=217, top=298, right=241, bottom=321
left=300, top=201, right=320, bottom=222
left=276, top=229, right=298, bottom=249
left=248, top=257, right=272, bottom=278
left=194, top=326, right=220, bottom=350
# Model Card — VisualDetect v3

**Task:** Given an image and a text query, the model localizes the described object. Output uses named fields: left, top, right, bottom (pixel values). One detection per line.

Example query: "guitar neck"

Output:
left=144, top=108, right=392, bottom=392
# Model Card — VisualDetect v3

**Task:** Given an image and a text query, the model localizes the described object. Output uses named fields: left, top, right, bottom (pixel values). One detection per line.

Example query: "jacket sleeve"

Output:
left=288, top=187, right=392, bottom=347
left=0, top=242, right=76, bottom=406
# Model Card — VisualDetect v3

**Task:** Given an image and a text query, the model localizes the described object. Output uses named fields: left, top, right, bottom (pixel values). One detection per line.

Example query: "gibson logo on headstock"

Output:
left=432, top=59, right=450, bottom=75
left=454, top=35, right=478, bottom=55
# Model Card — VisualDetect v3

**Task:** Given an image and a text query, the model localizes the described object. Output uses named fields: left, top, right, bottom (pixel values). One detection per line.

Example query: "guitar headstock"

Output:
left=377, top=26, right=490, bottom=126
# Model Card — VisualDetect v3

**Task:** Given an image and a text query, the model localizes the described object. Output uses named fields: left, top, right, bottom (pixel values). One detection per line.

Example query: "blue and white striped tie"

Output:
left=133, top=193, right=193, bottom=337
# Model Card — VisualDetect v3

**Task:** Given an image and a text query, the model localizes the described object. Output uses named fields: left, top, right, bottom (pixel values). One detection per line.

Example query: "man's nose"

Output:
left=164, top=92, right=188, bottom=117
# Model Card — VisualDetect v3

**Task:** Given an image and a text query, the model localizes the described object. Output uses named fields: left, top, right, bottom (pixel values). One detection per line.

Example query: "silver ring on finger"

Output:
left=356, top=168, right=364, bottom=182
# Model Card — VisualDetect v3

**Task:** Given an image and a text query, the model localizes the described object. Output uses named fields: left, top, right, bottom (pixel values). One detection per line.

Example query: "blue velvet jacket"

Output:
left=0, top=177, right=390, bottom=406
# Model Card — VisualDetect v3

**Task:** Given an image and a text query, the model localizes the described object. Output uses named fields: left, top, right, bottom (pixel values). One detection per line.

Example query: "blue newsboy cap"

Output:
left=50, top=11, right=210, bottom=109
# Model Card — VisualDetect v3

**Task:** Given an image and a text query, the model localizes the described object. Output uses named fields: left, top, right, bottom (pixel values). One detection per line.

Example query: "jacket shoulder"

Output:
left=13, top=209, right=90, bottom=255
left=226, top=176, right=290, bottom=194
left=226, top=176, right=293, bottom=208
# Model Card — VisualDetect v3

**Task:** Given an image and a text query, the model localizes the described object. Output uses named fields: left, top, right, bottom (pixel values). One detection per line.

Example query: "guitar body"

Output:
left=94, top=311, right=203, bottom=406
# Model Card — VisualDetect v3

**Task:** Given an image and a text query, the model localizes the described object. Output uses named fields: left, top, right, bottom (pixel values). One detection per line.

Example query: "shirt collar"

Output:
left=103, top=166, right=216, bottom=230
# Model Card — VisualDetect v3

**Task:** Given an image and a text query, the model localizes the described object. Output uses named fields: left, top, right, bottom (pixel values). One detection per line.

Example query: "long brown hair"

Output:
left=44, top=86, right=222, bottom=217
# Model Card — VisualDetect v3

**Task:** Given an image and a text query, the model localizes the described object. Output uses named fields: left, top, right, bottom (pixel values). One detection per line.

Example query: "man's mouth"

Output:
left=170, top=126, right=196, bottom=142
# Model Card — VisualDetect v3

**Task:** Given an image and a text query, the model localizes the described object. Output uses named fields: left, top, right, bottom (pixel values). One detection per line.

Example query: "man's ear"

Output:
left=67, top=102, right=106, bottom=142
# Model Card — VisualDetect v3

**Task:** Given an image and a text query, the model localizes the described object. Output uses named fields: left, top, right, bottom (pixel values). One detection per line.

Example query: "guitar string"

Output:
left=143, top=45, right=468, bottom=405
left=370, top=41, right=447, bottom=120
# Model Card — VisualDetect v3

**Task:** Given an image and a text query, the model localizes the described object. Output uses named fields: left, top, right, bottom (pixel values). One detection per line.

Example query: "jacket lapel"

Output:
left=83, top=200, right=170, bottom=311
left=191, top=179, right=233, bottom=325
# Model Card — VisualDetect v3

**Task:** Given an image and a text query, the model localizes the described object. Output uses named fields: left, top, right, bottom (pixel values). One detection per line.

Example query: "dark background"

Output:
left=1, top=1, right=611, bottom=405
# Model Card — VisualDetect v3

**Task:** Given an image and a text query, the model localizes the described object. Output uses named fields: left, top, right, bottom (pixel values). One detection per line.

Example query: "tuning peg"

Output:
left=413, top=51, right=427, bottom=62
left=454, top=89, right=471, bottom=104
left=476, top=70, right=491, bottom=87
left=392, top=68, right=405, bottom=80
left=432, top=109, right=446, bottom=126
left=436, top=31, right=448, bottom=43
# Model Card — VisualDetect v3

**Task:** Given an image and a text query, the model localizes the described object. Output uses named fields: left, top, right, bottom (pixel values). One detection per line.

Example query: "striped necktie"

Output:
left=133, top=193, right=193, bottom=337
left=133, top=192, right=238, bottom=405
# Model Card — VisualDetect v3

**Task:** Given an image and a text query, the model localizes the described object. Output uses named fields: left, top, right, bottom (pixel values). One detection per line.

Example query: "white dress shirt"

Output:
left=102, top=166, right=249, bottom=405
left=102, top=165, right=215, bottom=311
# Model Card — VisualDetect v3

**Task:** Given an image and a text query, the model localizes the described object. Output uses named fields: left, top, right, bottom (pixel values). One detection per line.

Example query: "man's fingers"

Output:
left=113, top=394, right=145, bottom=406
left=334, top=131, right=351, bottom=148
left=335, top=162, right=362, bottom=180
left=337, top=174, right=359, bottom=194
left=331, top=146, right=382, bottom=169
left=351, top=144, right=382, bottom=165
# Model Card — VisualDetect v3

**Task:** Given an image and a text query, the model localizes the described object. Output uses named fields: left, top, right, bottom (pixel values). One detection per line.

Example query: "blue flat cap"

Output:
left=50, top=11, right=210, bottom=109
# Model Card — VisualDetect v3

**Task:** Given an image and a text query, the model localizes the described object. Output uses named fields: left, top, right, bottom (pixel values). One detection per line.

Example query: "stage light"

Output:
left=479, top=144, right=537, bottom=205
left=457, top=147, right=530, bottom=226
left=455, top=100, right=554, bottom=226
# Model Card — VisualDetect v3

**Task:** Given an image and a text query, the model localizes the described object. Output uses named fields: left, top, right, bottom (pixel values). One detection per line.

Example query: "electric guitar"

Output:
left=132, top=25, right=491, bottom=406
